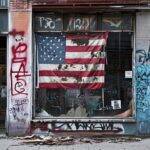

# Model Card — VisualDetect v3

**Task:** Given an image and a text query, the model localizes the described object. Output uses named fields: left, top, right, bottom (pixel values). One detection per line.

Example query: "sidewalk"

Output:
left=0, top=134, right=150, bottom=150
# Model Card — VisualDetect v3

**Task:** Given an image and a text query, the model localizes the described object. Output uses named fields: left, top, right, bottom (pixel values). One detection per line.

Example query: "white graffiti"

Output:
left=38, top=17, right=62, bottom=29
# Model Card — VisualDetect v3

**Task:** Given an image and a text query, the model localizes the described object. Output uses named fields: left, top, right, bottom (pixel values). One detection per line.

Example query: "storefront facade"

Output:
left=6, top=0, right=150, bottom=136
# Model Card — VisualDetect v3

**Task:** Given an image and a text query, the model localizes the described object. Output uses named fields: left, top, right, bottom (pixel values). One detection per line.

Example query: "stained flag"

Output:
left=36, top=32, right=108, bottom=89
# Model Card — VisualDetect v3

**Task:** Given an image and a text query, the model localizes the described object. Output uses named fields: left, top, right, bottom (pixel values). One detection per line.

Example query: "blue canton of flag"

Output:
left=37, top=33, right=66, bottom=64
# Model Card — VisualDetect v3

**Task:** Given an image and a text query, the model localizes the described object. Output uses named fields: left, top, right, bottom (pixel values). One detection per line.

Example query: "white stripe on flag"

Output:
left=39, top=76, right=104, bottom=84
left=39, top=64, right=105, bottom=71
left=66, top=52, right=105, bottom=59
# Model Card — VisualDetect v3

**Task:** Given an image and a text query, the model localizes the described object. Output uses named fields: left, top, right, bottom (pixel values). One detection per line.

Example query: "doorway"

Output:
left=0, top=36, right=7, bottom=131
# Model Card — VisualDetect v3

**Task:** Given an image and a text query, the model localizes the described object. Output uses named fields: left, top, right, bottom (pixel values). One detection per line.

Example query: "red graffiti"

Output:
left=10, top=29, right=31, bottom=96
left=9, top=29, right=25, bottom=37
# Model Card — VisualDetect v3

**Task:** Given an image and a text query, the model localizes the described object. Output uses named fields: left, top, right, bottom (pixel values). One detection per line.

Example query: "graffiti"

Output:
left=136, top=46, right=150, bottom=64
left=9, top=29, right=31, bottom=95
left=49, top=122, right=123, bottom=133
left=138, top=121, right=150, bottom=134
left=68, top=17, right=90, bottom=31
left=136, top=64, right=150, bottom=120
left=31, top=122, right=124, bottom=134
left=103, top=18, right=122, bottom=28
left=66, top=16, right=96, bottom=31
left=9, top=98, right=29, bottom=119
left=35, top=16, right=63, bottom=31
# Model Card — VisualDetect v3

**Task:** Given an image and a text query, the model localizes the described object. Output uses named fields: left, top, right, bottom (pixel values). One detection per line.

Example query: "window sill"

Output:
left=32, top=116, right=136, bottom=123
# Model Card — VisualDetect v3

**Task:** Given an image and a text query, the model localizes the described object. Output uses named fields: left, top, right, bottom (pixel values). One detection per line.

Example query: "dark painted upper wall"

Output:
left=33, top=0, right=149, bottom=5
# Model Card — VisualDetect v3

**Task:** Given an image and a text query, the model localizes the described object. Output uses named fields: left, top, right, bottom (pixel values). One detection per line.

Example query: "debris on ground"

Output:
left=16, top=134, right=142, bottom=146
left=107, top=137, right=142, bottom=143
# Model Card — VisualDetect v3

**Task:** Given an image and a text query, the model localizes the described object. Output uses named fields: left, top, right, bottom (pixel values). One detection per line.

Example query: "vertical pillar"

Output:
left=136, top=12, right=150, bottom=134
left=6, top=0, right=32, bottom=136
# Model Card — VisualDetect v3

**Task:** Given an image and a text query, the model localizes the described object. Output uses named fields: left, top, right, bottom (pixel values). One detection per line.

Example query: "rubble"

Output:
left=17, top=133, right=142, bottom=146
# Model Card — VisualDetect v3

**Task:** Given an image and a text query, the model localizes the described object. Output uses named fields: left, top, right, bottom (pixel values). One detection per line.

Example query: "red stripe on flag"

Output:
left=39, top=83, right=104, bottom=89
left=39, top=70, right=105, bottom=77
left=65, top=58, right=106, bottom=64
left=66, top=46, right=102, bottom=52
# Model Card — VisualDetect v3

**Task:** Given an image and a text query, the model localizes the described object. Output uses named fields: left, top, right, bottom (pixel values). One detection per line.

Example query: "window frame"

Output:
left=32, top=12, right=136, bottom=121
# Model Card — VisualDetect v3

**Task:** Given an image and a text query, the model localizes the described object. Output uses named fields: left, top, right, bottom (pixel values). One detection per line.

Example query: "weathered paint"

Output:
left=136, top=12, right=150, bottom=134
left=31, top=122, right=125, bottom=134
left=6, top=1, right=150, bottom=136
left=6, top=0, right=32, bottom=136
left=33, top=0, right=149, bottom=5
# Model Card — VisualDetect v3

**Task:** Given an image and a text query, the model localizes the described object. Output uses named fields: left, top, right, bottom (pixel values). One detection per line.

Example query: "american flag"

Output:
left=36, top=32, right=108, bottom=89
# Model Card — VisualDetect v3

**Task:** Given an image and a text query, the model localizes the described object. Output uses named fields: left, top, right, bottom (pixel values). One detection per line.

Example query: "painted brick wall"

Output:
left=6, top=0, right=32, bottom=136
left=10, top=0, right=31, bottom=10
left=136, top=12, right=150, bottom=134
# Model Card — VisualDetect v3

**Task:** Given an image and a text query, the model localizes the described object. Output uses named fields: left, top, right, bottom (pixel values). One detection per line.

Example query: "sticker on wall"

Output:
left=125, top=71, right=132, bottom=78
left=111, top=100, right=121, bottom=110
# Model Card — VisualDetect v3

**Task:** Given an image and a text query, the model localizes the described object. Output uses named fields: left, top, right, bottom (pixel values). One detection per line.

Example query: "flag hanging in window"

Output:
left=36, top=32, right=108, bottom=89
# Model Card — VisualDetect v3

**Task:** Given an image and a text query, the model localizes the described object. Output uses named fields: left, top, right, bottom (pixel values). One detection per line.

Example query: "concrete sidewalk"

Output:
left=0, top=134, right=150, bottom=150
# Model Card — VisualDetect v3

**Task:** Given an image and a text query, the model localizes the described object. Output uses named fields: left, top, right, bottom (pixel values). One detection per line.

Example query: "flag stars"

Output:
left=37, top=34, right=65, bottom=64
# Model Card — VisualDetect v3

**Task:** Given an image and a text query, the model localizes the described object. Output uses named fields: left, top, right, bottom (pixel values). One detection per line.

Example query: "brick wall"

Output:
left=10, top=0, right=31, bottom=10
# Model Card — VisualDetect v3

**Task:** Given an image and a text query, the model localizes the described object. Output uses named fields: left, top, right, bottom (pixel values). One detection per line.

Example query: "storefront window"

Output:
left=34, top=13, right=133, bottom=118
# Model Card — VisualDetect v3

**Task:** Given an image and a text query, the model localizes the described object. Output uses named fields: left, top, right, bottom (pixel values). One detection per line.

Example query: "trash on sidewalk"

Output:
left=17, top=134, right=142, bottom=146
left=18, top=134, right=74, bottom=145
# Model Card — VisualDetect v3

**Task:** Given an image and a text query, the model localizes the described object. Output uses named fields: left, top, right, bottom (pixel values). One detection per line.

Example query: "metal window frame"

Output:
left=32, top=12, right=136, bottom=122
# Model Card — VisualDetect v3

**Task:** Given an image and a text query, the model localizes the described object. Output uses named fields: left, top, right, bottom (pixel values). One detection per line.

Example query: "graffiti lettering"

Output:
left=10, top=29, right=31, bottom=95
left=136, top=64, right=150, bottom=119
left=31, top=122, right=124, bottom=134
left=9, top=98, right=29, bottom=119
left=36, top=16, right=62, bottom=30
left=48, top=122, right=123, bottom=132
left=67, top=17, right=90, bottom=31
left=136, top=46, right=150, bottom=64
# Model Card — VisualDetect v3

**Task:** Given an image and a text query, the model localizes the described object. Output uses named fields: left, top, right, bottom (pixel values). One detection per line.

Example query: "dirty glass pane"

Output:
left=0, top=0, right=7, bottom=7
left=35, top=32, right=133, bottom=118
left=101, top=14, right=133, bottom=31
left=34, top=12, right=133, bottom=118
left=64, top=14, right=97, bottom=31
left=0, top=11, right=8, bottom=32
left=34, top=14, right=63, bottom=31
left=35, top=89, right=103, bottom=117
left=104, top=32, right=133, bottom=117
